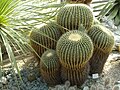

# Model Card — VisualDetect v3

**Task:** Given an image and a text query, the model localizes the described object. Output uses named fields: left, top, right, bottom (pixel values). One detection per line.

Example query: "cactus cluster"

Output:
left=30, top=3, right=114, bottom=88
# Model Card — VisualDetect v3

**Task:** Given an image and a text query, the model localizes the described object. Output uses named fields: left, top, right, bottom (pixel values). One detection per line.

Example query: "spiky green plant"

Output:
left=87, top=24, right=114, bottom=75
left=56, top=4, right=94, bottom=33
left=0, top=0, right=33, bottom=82
left=40, top=49, right=61, bottom=86
left=93, top=0, right=120, bottom=26
left=30, top=22, right=62, bottom=61
left=56, top=30, right=93, bottom=68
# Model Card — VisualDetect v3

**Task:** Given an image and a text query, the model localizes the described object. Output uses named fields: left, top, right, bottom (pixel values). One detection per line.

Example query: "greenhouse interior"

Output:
left=0, top=0, right=120, bottom=90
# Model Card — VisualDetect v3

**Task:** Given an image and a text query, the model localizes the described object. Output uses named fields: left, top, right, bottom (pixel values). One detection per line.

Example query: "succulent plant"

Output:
left=30, top=22, right=62, bottom=60
left=56, top=4, right=94, bottom=33
left=40, top=49, right=61, bottom=86
left=87, top=24, right=114, bottom=75
left=61, top=63, right=90, bottom=86
left=56, top=30, right=93, bottom=68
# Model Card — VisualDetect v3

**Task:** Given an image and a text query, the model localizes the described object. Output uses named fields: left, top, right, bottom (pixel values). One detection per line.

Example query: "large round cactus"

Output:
left=61, top=63, right=90, bottom=86
left=40, top=49, right=61, bottom=86
left=30, top=22, right=62, bottom=60
left=56, top=30, right=93, bottom=68
left=56, top=4, right=93, bottom=33
left=87, top=24, right=114, bottom=75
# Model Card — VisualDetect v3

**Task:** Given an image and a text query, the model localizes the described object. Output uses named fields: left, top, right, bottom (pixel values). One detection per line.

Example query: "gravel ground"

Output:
left=0, top=64, right=48, bottom=90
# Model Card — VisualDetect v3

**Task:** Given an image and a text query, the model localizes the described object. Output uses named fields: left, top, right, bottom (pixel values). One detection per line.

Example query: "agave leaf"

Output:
left=0, top=42, right=3, bottom=78
left=107, top=5, right=119, bottom=20
left=98, top=3, right=116, bottom=19
left=93, top=3, right=106, bottom=9
left=114, top=13, right=120, bottom=26
left=0, top=30, right=23, bottom=84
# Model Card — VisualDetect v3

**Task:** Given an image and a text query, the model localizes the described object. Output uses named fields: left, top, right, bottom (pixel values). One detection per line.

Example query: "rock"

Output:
left=0, top=77, right=7, bottom=85
left=112, top=85, right=120, bottom=90
left=11, top=87, right=18, bottom=90
left=83, top=86, right=89, bottom=90
left=0, top=83, right=3, bottom=88
left=27, top=73, right=36, bottom=82
left=116, top=44, right=120, bottom=52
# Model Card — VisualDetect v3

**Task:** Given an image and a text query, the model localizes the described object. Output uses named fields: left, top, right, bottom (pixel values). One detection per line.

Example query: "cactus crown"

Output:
left=56, top=4, right=93, bottom=32
left=40, top=49, right=60, bottom=70
left=56, top=30, right=93, bottom=68
left=87, top=24, right=114, bottom=53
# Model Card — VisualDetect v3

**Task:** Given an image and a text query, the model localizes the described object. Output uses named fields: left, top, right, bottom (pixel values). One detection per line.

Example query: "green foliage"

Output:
left=0, top=0, right=30, bottom=80
left=94, top=0, right=120, bottom=26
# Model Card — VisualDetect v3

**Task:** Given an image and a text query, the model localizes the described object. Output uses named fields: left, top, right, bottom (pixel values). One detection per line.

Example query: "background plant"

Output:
left=93, top=0, right=120, bottom=27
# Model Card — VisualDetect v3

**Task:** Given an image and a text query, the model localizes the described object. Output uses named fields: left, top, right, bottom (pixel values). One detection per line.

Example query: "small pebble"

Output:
left=27, top=73, right=36, bottom=82
left=83, top=86, right=89, bottom=90
left=0, top=77, right=7, bottom=84
left=0, top=83, right=3, bottom=88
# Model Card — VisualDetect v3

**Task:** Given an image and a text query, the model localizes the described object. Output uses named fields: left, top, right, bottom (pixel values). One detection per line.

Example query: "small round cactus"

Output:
left=61, top=63, right=90, bottom=86
left=40, top=49, right=61, bottom=86
left=30, top=22, right=61, bottom=60
left=87, top=24, right=114, bottom=75
left=56, top=4, right=94, bottom=33
left=56, top=30, right=93, bottom=68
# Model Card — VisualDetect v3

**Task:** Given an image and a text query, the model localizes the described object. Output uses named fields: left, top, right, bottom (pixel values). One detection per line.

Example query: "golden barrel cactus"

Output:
left=56, top=4, right=94, bottom=33
left=40, top=49, right=61, bottom=86
left=56, top=30, right=93, bottom=68
left=87, top=24, right=114, bottom=75
left=30, top=22, right=61, bottom=60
